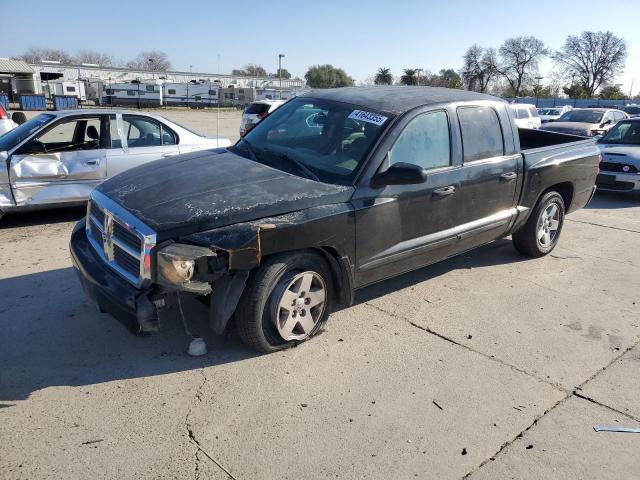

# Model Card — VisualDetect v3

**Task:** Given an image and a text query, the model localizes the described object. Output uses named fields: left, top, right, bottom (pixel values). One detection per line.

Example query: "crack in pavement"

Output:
left=184, top=366, right=236, bottom=480
left=463, top=338, right=640, bottom=479
left=573, top=391, right=640, bottom=423
left=365, top=302, right=569, bottom=392
left=567, top=218, right=640, bottom=234
left=364, top=301, right=640, bottom=479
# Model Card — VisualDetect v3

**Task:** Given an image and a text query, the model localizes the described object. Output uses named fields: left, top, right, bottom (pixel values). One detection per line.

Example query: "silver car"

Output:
left=0, top=110, right=230, bottom=218
left=542, top=108, right=628, bottom=137
left=596, top=118, right=640, bottom=194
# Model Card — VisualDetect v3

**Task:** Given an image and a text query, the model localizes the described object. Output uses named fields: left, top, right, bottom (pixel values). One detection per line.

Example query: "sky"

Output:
left=4, top=0, right=640, bottom=95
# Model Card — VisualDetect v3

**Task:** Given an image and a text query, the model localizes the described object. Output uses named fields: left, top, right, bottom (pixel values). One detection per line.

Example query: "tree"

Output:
left=76, top=50, right=114, bottom=66
left=126, top=51, right=171, bottom=71
left=563, top=83, right=590, bottom=99
left=18, top=47, right=74, bottom=64
left=424, top=69, right=463, bottom=89
left=497, top=36, right=547, bottom=97
left=304, top=65, right=354, bottom=88
left=400, top=68, right=418, bottom=86
left=461, top=45, right=498, bottom=93
left=374, top=67, right=393, bottom=85
left=232, top=64, right=268, bottom=77
left=599, top=85, right=626, bottom=100
left=553, top=31, right=627, bottom=96
left=273, top=68, right=291, bottom=79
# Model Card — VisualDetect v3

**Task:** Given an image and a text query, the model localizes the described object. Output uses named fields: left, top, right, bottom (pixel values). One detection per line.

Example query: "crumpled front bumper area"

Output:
left=69, top=220, right=160, bottom=334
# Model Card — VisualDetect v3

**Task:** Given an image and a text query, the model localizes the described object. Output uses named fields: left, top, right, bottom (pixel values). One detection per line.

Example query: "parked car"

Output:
left=510, top=103, right=541, bottom=129
left=240, top=100, right=285, bottom=136
left=538, top=105, right=572, bottom=123
left=542, top=108, right=629, bottom=136
left=0, top=103, right=17, bottom=136
left=621, top=105, right=640, bottom=118
left=70, top=86, right=599, bottom=352
left=0, top=110, right=230, bottom=218
left=596, top=118, right=640, bottom=194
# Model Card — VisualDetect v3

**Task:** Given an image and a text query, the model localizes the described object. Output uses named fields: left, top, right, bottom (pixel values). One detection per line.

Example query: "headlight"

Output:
left=156, top=243, right=217, bottom=294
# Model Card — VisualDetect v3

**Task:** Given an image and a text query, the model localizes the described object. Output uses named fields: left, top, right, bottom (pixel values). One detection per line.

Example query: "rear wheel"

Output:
left=512, top=191, right=565, bottom=257
left=235, top=251, right=333, bottom=352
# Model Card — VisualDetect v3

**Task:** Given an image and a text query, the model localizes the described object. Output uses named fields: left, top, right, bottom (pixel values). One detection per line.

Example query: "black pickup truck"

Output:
left=70, top=87, right=600, bottom=352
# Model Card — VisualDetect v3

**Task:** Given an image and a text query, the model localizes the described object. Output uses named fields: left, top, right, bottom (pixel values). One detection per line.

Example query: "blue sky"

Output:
left=4, top=0, right=640, bottom=94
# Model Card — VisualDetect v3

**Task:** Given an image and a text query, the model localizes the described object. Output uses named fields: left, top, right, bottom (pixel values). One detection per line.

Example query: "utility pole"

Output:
left=630, top=78, right=637, bottom=100
left=278, top=53, right=285, bottom=99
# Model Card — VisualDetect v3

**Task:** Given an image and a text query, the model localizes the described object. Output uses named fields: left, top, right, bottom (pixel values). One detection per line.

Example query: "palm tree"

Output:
left=374, top=67, right=393, bottom=85
left=400, top=69, right=418, bottom=86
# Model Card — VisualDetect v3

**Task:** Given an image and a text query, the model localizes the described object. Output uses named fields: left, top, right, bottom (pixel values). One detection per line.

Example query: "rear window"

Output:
left=245, top=103, right=270, bottom=115
left=528, top=106, right=540, bottom=118
left=457, top=106, right=505, bottom=161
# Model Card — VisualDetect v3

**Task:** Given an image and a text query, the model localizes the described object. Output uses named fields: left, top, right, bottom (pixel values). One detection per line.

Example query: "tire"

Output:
left=513, top=191, right=565, bottom=257
left=11, top=111, right=27, bottom=125
left=235, top=251, right=333, bottom=352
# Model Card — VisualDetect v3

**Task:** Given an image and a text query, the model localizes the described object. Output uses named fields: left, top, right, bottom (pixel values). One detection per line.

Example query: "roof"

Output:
left=47, top=109, right=168, bottom=121
left=301, top=86, right=502, bottom=115
left=0, top=59, right=34, bottom=74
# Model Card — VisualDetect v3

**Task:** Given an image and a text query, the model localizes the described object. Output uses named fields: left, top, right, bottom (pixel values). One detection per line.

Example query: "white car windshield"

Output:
left=0, top=114, right=55, bottom=152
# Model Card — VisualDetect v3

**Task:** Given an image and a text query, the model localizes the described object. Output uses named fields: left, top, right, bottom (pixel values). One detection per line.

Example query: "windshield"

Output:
left=557, top=110, right=604, bottom=123
left=238, top=98, right=391, bottom=184
left=0, top=114, right=55, bottom=152
left=600, top=121, right=640, bottom=145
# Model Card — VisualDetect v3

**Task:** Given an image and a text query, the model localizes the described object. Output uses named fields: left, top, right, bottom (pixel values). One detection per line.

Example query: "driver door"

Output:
left=9, top=115, right=107, bottom=206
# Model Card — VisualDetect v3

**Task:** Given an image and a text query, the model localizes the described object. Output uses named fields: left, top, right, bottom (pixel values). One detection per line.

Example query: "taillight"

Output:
left=0, top=105, right=7, bottom=120
left=258, top=111, right=268, bottom=119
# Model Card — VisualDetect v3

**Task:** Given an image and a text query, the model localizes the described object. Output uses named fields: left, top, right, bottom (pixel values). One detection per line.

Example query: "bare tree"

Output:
left=461, top=45, right=498, bottom=93
left=18, top=47, right=75, bottom=64
left=76, top=50, right=114, bottom=67
left=552, top=31, right=627, bottom=96
left=497, top=36, right=547, bottom=97
left=126, top=51, right=171, bottom=71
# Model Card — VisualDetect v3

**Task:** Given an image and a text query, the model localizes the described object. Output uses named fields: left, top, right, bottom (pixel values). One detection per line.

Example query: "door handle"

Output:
left=433, top=186, right=456, bottom=197
left=162, top=153, right=178, bottom=158
left=500, top=172, right=517, bottom=181
left=86, top=160, right=98, bottom=165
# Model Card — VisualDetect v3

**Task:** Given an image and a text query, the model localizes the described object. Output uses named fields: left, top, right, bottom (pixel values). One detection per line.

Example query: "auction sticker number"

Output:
left=348, top=110, right=388, bottom=126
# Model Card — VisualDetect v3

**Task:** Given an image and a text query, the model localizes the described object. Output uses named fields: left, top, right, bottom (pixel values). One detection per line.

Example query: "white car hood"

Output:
left=599, top=144, right=640, bottom=165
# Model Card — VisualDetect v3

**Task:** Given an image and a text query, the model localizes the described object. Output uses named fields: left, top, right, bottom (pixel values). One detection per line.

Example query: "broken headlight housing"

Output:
left=156, top=243, right=218, bottom=294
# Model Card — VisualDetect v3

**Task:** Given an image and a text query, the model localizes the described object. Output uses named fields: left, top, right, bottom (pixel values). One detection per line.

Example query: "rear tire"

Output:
left=235, top=251, right=333, bottom=352
left=512, top=191, right=565, bottom=257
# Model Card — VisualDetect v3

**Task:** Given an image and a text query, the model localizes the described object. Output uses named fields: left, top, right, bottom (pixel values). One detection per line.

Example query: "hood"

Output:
left=543, top=122, right=595, bottom=134
left=598, top=144, right=640, bottom=164
left=97, top=149, right=353, bottom=239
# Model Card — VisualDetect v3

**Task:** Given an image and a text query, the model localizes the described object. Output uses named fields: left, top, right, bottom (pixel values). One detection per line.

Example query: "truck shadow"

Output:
left=586, top=191, right=639, bottom=210
left=0, top=238, right=525, bottom=403
left=0, top=206, right=86, bottom=229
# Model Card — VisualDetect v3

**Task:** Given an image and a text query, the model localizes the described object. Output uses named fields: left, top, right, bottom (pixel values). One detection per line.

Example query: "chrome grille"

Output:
left=86, top=190, right=156, bottom=288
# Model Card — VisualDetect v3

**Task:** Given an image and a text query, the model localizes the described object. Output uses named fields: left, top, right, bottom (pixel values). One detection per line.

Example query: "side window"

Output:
left=123, top=116, right=162, bottom=148
left=457, top=106, right=504, bottom=162
left=388, top=110, right=451, bottom=170
left=162, top=125, right=177, bottom=145
left=528, top=106, right=539, bottom=118
left=30, top=117, right=102, bottom=153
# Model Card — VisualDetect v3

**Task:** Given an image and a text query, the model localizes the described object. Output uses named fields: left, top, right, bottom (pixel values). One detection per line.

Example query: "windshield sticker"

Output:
left=348, top=110, right=388, bottom=126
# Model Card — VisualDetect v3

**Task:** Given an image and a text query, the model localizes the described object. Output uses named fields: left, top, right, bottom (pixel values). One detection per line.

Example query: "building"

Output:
left=0, top=59, right=39, bottom=98
left=29, top=62, right=305, bottom=90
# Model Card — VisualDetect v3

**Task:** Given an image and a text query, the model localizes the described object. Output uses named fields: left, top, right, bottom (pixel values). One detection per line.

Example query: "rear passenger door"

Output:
left=106, top=114, right=180, bottom=178
left=452, top=104, right=521, bottom=250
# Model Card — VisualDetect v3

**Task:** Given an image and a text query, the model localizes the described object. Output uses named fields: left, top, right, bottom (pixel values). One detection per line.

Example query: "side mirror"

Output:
left=371, top=162, right=428, bottom=188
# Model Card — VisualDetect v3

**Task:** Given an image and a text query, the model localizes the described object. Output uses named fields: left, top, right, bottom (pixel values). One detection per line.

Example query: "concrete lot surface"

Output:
left=1, top=111, right=639, bottom=479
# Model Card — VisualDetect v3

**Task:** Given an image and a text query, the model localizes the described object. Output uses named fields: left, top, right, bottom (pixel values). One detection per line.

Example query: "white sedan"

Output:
left=0, top=110, right=230, bottom=218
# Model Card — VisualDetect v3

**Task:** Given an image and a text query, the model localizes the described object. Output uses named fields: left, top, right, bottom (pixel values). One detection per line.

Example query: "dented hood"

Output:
left=97, top=149, right=353, bottom=239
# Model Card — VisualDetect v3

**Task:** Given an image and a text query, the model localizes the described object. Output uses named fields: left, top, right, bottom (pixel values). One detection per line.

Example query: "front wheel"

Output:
left=235, top=251, right=333, bottom=352
left=512, top=191, right=565, bottom=257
